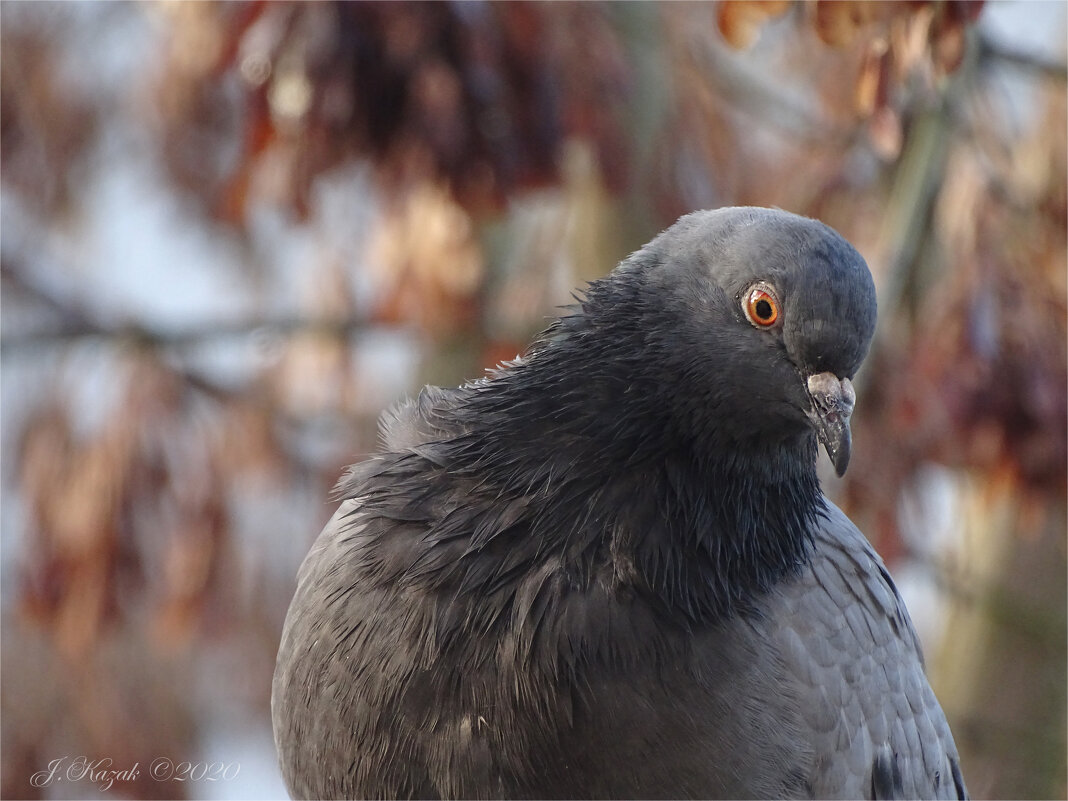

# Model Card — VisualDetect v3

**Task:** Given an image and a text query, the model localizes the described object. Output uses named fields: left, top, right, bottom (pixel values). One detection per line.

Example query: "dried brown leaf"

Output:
left=153, top=513, right=223, bottom=651
left=854, top=38, right=890, bottom=116
left=930, top=14, right=967, bottom=74
left=272, top=330, right=350, bottom=415
left=51, top=433, right=127, bottom=558
left=368, top=182, right=484, bottom=335
left=717, top=0, right=791, bottom=49
left=54, top=560, right=110, bottom=659
left=889, top=4, right=935, bottom=82
left=867, top=105, right=903, bottom=160
left=814, top=0, right=880, bottom=47
left=217, top=401, right=284, bottom=476
left=19, top=407, right=72, bottom=523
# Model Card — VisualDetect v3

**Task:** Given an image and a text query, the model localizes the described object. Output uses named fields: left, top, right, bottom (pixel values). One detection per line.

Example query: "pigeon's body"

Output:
left=273, top=208, right=967, bottom=799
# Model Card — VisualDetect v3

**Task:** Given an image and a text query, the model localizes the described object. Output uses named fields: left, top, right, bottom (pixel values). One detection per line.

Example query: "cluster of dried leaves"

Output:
left=844, top=66, right=1068, bottom=556
left=716, top=0, right=986, bottom=163
left=17, top=352, right=285, bottom=658
left=152, top=2, right=630, bottom=220
left=0, top=8, right=98, bottom=217
left=719, top=1, right=982, bottom=73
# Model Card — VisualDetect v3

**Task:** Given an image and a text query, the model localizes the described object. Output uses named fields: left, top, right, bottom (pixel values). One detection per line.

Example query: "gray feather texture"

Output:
left=272, top=207, right=967, bottom=799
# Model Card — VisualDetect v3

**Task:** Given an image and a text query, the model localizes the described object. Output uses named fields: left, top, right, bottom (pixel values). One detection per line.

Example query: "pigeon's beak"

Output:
left=806, top=373, right=856, bottom=477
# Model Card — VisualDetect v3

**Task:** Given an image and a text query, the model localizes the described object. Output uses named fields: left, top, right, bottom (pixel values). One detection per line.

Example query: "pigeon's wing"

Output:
left=274, top=395, right=561, bottom=800
left=769, top=501, right=967, bottom=800
left=274, top=381, right=478, bottom=798
left=271, top=499, right=446, bottom=799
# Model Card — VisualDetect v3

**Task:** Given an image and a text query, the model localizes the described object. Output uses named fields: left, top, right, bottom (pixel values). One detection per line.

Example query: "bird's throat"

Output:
left=614, top=440, right=823, bottom=626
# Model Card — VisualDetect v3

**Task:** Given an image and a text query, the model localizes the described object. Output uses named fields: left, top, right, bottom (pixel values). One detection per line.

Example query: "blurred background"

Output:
left=1, top=1, right=1065, bottom=799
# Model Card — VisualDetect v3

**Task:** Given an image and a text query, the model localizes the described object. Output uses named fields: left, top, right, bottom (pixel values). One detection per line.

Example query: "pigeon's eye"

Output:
left=743, top=283, right=780, bottom=328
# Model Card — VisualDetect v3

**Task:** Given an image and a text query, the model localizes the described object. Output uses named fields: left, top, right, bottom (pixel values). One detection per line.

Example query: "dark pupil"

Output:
left=755, top=298, right=773, bottom=319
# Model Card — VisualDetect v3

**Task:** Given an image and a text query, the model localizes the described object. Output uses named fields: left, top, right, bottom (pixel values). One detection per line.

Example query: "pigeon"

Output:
left=272, top=207, right=968, bottom=800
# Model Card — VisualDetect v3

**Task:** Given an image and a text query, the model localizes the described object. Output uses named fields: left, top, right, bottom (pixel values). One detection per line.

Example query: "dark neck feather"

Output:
left=446, top=301, right=824, bottom=625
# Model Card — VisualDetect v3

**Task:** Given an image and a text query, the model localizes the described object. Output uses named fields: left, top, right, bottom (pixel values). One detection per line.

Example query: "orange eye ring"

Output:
left=743, top=283, right=780, bottom=328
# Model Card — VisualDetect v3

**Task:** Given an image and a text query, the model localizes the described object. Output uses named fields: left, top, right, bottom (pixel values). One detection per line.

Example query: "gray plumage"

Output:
left=272, top=207, right=967, bottom=799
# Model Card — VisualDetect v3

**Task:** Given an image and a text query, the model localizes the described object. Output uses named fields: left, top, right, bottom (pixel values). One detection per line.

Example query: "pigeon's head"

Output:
left=617, top=207, right=877, bottom=475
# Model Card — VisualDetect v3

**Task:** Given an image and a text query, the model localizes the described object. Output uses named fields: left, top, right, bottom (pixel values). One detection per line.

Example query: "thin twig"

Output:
left=978, top=33, right=1068, bottom=83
